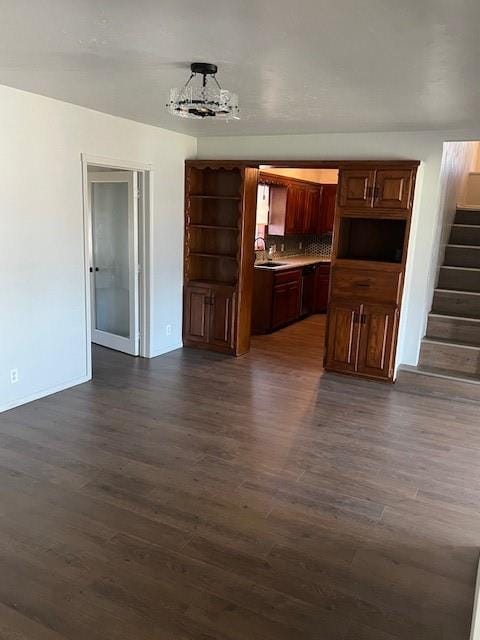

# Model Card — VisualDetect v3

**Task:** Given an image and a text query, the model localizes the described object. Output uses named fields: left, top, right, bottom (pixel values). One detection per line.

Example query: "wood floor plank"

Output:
left=0, top=315, right=477, bottom=639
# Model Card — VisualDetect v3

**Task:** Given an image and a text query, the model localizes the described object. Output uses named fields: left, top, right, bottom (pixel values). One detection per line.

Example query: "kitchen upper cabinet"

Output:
left=338, top=170, right=375, bottom=209
left=325, top=302, right=361, bottom=372
left=356, top=304, right=397, bottom=379
left=318, top=184, right=337, bottom=234
left=373, top=169, right=413, bottom=210
left=184, top=283, right=235, bottom=350
left=259, top=173, right=332, bottom=236
left=337, top=166, right=415, bottom=212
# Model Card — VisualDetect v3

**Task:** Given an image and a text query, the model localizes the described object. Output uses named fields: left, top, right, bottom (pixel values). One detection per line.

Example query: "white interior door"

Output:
left=89, top=171, right=139, bottom=355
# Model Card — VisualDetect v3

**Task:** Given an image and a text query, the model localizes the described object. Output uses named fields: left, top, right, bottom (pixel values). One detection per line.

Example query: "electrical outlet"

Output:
left=299, top=241, right=303, bottom=250
left=280, top=243, right=285, bottom=252
left=166, top=324, right=172, bottom=336
left=10, top=369, right=19, bottom=384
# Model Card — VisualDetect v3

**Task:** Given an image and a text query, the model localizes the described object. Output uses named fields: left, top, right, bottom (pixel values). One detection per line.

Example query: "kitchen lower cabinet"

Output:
left=184, top=284, right=236, bottom=352
left=272, top=270, right=302, bottom=329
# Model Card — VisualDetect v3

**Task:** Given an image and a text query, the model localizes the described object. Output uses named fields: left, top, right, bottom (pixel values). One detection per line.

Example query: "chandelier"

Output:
left=166, top=62, right=240, bottom=120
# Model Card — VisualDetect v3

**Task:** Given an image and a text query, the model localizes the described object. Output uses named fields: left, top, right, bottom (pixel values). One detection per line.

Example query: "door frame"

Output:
left=81, top=153, right=153, bottom=379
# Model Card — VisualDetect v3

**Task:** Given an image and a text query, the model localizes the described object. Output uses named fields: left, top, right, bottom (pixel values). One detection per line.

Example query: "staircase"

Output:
left=397, top=208, right=480, bottom=402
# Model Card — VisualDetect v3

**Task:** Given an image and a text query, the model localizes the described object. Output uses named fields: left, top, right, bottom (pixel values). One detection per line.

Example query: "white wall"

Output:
left=197, top=131, right=480, bottom=369
left=0, top=84, right=196, bottom=412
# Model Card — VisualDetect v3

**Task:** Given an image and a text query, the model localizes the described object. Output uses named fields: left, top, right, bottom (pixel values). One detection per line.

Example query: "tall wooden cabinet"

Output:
left=325, top=162, right=418, bottom=382
left=183, top=162, right=258, bottom=355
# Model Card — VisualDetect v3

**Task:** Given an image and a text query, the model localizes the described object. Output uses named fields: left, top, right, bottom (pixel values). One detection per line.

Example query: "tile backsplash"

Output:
left=256, top=232, right=332, bottom=261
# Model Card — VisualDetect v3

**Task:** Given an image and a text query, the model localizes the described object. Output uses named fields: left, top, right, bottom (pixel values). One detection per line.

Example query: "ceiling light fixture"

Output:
left=166, top=62, right=240, bottom=120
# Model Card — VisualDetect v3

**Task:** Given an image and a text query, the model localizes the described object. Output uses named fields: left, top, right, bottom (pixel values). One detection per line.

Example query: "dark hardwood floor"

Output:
left=0, top=314, right=478, bottom=639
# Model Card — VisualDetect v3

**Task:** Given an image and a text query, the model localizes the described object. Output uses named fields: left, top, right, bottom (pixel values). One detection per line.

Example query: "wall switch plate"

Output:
left=10, top=369, right=19, bottom=384
left=299, top=241, right=303, bottom=250
left=166, top=324, right=172, bottom=336
left=280, top=244, right=285, bottom=252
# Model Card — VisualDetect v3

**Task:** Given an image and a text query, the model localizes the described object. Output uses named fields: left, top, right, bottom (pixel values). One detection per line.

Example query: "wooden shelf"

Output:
left=189, top=195, right=241, bottom=201
left=189, top=252, right=238, bottom=261
left=189, top=224, right=239, bottom=231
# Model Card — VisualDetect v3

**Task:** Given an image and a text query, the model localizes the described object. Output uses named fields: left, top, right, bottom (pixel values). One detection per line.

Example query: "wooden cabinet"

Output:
left=272, top=270, right=301, bottom=329
left=314, top=263, right=331, bottom=312
left=209, top=286, right=236, bottom=350
left=374, top=169, right=412, bottom=209
left=184, top=284, right=235, bottom=350
left=183, top=284, right=211, bottom=345
left=327, top=161, right=418, bottom=381
left=183, top=162, right=258, bottom=355
left=357, top=304, right=397, bottom=378
left=338, top=165, right=415, bottom=212
left=326, top=302, right=361, bottom=372
left=326, top=301, right=397, bottom=379
left=318, top=184, right=336, bottom=234
left=258, top=173, right=334, bottom=236
left=338, top=169, right=375, bottom=209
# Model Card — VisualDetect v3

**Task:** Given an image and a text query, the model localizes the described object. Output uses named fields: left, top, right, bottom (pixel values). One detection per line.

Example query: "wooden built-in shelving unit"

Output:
left=183, top=163, right=258, bottom=354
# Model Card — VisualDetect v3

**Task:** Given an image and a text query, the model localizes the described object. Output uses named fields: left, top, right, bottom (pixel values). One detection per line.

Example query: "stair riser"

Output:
left=396, top=369, right=480, bottom=403
left=419, top=342, right=480, bottom=376
left=427, top=315, right=480, bottom=346
left=444, top=246, right=480, bottom=268
left=438, top=267, right=480, bottom=292
left=450, top=226, right=480, bottom=245
left=432, top=291, right=480, bottom=318
left=455, top=210, right=480, bottom=225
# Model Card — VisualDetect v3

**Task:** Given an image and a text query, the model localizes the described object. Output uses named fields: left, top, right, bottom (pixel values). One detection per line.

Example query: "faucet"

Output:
left=255, top=237, right=266, bottom=251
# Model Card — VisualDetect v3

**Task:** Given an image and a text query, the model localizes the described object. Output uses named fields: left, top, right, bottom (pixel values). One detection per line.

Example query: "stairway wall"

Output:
left=426, top=142, right=478, bottom=319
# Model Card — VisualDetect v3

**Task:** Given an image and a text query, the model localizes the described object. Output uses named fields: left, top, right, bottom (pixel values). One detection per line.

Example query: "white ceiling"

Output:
left=1, top=0, right=479, bottom=137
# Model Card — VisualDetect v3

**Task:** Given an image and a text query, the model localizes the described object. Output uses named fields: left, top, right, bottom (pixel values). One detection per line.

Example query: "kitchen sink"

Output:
left=256, top=262, right=287, bottom=268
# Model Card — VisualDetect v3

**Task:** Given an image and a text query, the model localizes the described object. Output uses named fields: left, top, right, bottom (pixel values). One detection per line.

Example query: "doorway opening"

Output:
left=81, top=155, right=152, bottom=380
left=250, top=165, right=339, bottom=368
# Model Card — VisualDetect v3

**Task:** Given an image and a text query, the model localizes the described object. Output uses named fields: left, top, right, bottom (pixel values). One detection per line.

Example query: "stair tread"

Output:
left=423, top=337, right=480, bottom=350
left=400, top=364, right=480, bottom=384
left=429, top=312, right=480, bottom=322
left=447, top=244, right=480, bottom=248
left=441, top=265, right=480, bottom=271
left=435, top=288, right=480, bottom=295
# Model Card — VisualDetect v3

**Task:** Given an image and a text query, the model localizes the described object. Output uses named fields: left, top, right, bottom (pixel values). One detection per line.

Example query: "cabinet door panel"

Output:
left=318, top=184, right=337, bottom=233
left=285, top=187, right=299, bottom=234
left=357, top=304, right=397, bottom=379
left=338, top=170, right=374, bottom=208
left=374, top=169, right=412, bottom=210
left=272, top=279, right=301, bottom=328
left=210, top=287, right=236, bottom=350
left=184, top=285, right=210, bottom=344
left=304, top=187, right=321, bottom=234
left=272, top=283, right=290, bottom=328
left=326, top=303, right=361, bottom=372
left=314, top=270, right=330, bottom=313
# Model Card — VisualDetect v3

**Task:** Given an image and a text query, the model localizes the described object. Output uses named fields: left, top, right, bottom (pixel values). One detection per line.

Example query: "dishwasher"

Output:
left=300, top=264, right=317, bottom=317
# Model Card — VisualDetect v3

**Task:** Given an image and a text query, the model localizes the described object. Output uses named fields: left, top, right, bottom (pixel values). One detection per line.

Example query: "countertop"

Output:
left=254, top=255, right=331, bottom=272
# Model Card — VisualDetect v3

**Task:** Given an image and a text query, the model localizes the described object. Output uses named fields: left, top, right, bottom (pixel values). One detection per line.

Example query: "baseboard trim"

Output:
left=471, top=555, right=480, bottom=640
left=148, top=342, right=183, bottom=359
left=0, top=375, right=90, bottom=414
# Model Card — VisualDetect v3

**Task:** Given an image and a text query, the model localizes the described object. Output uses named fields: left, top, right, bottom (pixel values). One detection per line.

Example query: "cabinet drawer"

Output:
left=274, top=269, right=302, bottom=286
left=330, top=267, right=401, bottom=304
